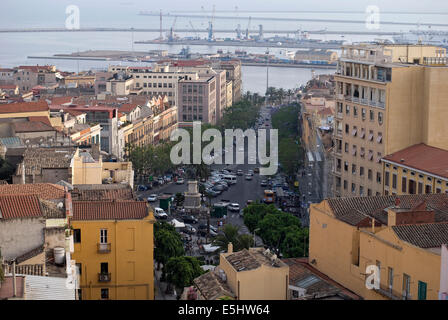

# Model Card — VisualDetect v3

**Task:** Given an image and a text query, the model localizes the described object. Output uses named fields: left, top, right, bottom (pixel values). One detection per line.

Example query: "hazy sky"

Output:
left=3, top=0, right=448, bottom=14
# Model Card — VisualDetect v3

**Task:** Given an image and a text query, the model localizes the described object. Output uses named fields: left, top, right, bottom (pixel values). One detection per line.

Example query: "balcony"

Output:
left=98, top=273, right=111, bottom=282
left=97, top=243, right=111, bottom=253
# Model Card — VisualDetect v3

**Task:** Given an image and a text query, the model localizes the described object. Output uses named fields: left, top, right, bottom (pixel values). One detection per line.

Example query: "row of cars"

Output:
left=201, top=169, right=236, bottom=197
left=137, top=174, right=186, bottom=192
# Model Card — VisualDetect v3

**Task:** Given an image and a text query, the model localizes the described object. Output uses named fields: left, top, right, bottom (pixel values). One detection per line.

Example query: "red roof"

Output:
left=72, top=200, right=149, bottom=220
left=28, top=116, right=52, bottom=126
left=0, top=183, right=67, bottom=200
left=0, top=194, right=43, bottom=219
left=48, top=96, right=73, bottom=105
left=0, top=101, right=49, bottom=114
left=14, top=121, right=55, bottom=133
left=119, top=103, right=140, bottom=113
left=383, top=143, right=448, bottom=179
left=0, top=85, right=18, bottom=90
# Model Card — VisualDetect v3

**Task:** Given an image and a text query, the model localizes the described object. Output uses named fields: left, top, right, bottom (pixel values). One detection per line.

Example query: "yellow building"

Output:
left=381, top=143, right=448, bottom=195
left=193, top=244, right=289, bottom=300
left=333, top=44, right=448, bottom=197
left=71, top=200, right=155, bottom=300
left=71, top=148, right=134, bottom=188
left=309, top=193, right=448, bottom=300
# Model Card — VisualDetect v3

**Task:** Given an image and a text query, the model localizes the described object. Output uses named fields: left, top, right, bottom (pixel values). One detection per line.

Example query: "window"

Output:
left=360, top=128, right=365, bottom=139
left=368, top=150, right=373, bottom=161
left=352, top=126, right=357, bottom=137
left=368, top=130, right=374, bottom=141
left=101, top=288, right=109, bottom=300
left=367, top=189, right=372, bottom=196
left=368, top=169, right=373, bottom=180
left=388, top=267, right=394, bottom=291
left=360, top=166, right=365, bottom=176
left=392, top=174, right=397, bottom=189
left=353, top=106, right=358, bottom=117
left=344, top=161, right=348, bottom=172
left=360, top=147, right=365, bottom=158
left=418, top=281, right=427, bottom=300
left=370, top=110, right=374, bottom=121
left=352, top=145, right=357, bottom=156
left=346, top=105, right=350, bottom=115
left=425, top=185, right=432, bottom=193
left=345, top=142, right=349, bottom=153
left=352, top=164, right=356, bottom=174
left=385, top=171, right=390, bottom=187
left=74, top=229, right=81, bottom=243
left=418, top=182, right=423, bottom=194
left=101, top=262, right=108, bottom=274
left=377, top=133, right=383, bottom=144
left=377, top=172, right=381, bottom=184
left=360, top=186, right=364, bottom=196
left=378, top=112, right=383, bottom=125
left=403, top=274, right=411, bottom=300
left=100, top=229, right=108, bottom=244
left=343, top=180, right=348, bottom=190
left=345, top=124, right=349, bottom=134
left=402, top=177, right=407, bottom=193
left=351, top=183, right=356, bottom=193
left=361, top=108, right=366, bottom=120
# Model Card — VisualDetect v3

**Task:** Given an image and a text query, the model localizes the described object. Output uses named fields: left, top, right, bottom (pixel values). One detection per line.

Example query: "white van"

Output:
left=223, top=175, right=237, bottom=185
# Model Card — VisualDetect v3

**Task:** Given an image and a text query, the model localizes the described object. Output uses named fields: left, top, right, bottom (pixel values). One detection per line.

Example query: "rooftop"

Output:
left=0, top=183, right=66, bottom=200
left=72, top=200, right=149, bottom=220
left=326, top=193, right=448, bottom=227
left=13, top=121, right=55, bottom=133
left=0, top=101, right=49, bottom=114
left=193, top=269, right=236, bottom=300
left=224, top=248, right=287, bottom=272
left=16, top=147, right=75, bottom=176
left=392, top=222, right=448, bottom=249
left=383, top=143, right=448, bottom=179
left=0, top=194, right=43, bottom=219
left=71, top=184, right=134, bottom=201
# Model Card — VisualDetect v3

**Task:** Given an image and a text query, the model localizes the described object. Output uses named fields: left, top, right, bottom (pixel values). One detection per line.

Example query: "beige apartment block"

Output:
left=332, top=44, right=448, bottom=198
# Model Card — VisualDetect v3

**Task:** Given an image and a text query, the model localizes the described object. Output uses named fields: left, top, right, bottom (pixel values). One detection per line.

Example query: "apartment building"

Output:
left=14, top=65, right=58, bottom=92
left=71, top=200, right=155, bottom=300
left=333, top=44, right=448, bottom=197
left=382, top=143, right=448, bottom=195
left=309, top=193, right=448, bottom=300
left=212, top=59, right=242, bottom=104
left=108, top=65, right=198, bottom=107
left=177, top=76, right=217, bottom=125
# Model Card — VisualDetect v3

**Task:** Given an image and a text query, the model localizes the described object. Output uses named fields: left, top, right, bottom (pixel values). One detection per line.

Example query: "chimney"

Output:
left=227, top=242, right=233, bottom=254
left=21, top=162, right=25, bottom=184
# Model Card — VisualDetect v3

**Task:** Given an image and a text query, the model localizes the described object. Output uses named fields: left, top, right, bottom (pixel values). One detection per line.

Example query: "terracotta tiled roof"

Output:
left=0, top=101, right=49, bottom=114
left=0, top=183, right=66, bottom=200
left=47, top=96, right=73, bottom=105
left=225, top=249, right=261, bottom=271
left=392, top=222, right=448, bottom=248
left=327, top=194, right=448, bottom=226
left=119, top=103, right=140, bottom=113
left=28, top=116, right=52, bottom=126
left=193, top=269, right=236, bottom=300
left=13, top=121, right=55, bottom=133
left=72, top=200, right=149, bottom=220
left=383, top=143, right=448, bottom=179
left=282, top=258, right=361, bottom=300
left=16, top=147, right=75, bottom=175
left=0, top=85, right=18, bottom=90
left=0, top=194, right=43, bottom=219
left=71, top=185, right=134, bottom=201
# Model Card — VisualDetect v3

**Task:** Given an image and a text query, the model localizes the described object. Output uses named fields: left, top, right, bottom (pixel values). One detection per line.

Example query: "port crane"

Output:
left=189, top=21, right=200, bottom=39
left=208, top=5, right=216, bottom=41
left=245, top=16, right=252, bottom=40
left=168, top=16, right=177, bottom=41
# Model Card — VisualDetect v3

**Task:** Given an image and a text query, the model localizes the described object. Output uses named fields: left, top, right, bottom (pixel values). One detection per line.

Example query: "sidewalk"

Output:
left=154, top=266, right=178, bottom=300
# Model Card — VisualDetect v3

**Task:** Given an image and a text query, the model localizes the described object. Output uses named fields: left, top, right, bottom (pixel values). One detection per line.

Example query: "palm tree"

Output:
left=213, top=224, right=254, bottom=252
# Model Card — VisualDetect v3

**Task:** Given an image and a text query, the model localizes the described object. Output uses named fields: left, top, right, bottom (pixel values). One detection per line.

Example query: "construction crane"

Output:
left=208, top=5, right=215, bottom=41
left=168, top=16, right=177, bottom=41
left=159, top=9, right=163, bottom=40
left=189, top=21, right=199, bottom=39
left=245, top=16, right=252, bottom=40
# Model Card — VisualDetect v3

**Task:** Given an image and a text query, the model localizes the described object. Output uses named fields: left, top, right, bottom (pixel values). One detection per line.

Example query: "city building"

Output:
left=71, top=200, right=155, bottom=300
left=382, top=143, right=448, bottom=195
left=192, top=244, right=289, bottom=300
left=294, top=49, right=338, bottom=63
left=212, top=60, right=242, bottom=104
left=333, top=44, right=448, bottom=197
left=177, top=76, right=217, bottom=124
left=309, top=193, right=448, bottom=300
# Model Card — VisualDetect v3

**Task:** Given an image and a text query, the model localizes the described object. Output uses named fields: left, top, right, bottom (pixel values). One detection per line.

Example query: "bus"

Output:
left=223, top=175, right=237, bottom=185
left=263, top=190, right=275, bottom=204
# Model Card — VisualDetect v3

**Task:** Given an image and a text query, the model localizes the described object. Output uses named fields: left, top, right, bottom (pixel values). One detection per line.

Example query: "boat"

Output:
left=393, top=30, right=448, bottom=48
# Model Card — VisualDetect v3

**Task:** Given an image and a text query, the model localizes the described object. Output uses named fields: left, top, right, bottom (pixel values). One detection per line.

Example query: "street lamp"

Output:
left=253, top=228, right=260, bottom=247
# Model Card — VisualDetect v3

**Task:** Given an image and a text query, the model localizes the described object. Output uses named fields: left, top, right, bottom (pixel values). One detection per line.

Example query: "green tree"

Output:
left=154, top=222, right=184, bottom=271
left=212, top=224, right=254, bottom=252
left=164, top=256, right=203, bottom=295
left=174, top=192, right=185, bottom=207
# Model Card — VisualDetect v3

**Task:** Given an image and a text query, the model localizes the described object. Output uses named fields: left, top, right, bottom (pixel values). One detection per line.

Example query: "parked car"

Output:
left=176, top=178, right=185, bottom=184
left=260, top=180, right=267, bottom=187
left=245, top=174, right=253, bottom=181
left=213, top=184, right=226, bottom=192
left=181, top=215, right=198, bottom=224
left=248, top=170, right=254, bottom=176
left=157, top=177, right=164, bottom=185
left=228, top=203, right=240, bottom=212
left=147, top=194, right=158, bottom=202
left=137, top=185, right=148, bottom=191
left=237, top=169, right=244, bottom=176
left=205, top=188, right=220, bottom=197
left=183, top=224, right=197, bottom=234
left=199, top=224, right=218, bottom=233
left=216, top=182, right=229, bottom=190
left=154, top=207, right=167, bottom=219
